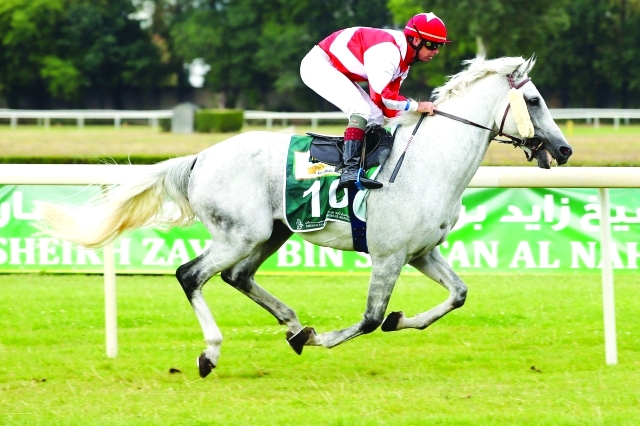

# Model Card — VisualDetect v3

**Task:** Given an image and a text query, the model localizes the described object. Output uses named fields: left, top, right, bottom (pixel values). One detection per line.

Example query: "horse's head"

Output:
left=494, top=56, right=573, bottom=168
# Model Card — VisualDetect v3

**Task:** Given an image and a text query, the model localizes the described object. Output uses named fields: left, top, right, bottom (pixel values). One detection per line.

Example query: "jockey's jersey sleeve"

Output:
left=318, top=27, right=418, bottom=118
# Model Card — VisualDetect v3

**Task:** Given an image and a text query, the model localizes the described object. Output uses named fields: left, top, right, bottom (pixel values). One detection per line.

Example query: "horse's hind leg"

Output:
left=381, top=248, right=467, bottom=332
left=221, top=221, right=304, bottom=347
left=176, top=224, right=273, bottom=377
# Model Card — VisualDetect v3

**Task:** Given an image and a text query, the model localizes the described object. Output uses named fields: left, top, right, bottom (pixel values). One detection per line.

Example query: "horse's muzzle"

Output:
left=554, top=144, right=573, bottom=166
left=539, top=136, right=572, bottom=168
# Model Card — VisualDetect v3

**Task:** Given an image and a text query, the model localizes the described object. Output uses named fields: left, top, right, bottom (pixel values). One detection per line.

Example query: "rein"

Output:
left=435, top=76, right=532, bottom=146
left=388, top=75, right=542, bottom=183
left=434, top=76, right=543, bottom=162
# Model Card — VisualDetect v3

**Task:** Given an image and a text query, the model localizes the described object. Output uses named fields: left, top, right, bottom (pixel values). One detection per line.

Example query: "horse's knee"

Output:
left=361, top=315, right=383, bottom=334
left=452, top=285, right=468, bottom=309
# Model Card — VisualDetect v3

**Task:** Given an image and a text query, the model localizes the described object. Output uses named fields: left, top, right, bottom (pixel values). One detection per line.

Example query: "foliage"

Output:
left=195, top=109, right=244, bottom=133
left=2, top=0, right=640, bottom=108
left=387, top=0, right=571, bottom=100
left=0, top=0, right=165, bottom=107
left=158, top=117, right=171, bottom=132
left=535, top=0, right=640, bottom=107
left=387, top=0, right=640, bottom=107
left=169, top=0, right=392, bottom=110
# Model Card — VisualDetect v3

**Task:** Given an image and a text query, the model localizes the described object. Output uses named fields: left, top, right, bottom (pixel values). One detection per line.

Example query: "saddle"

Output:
left=307, top=125, right=397, bottom=170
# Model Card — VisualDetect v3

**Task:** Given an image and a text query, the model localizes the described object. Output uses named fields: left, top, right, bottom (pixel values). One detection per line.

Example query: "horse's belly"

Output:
left=295, top=221, right=354, bottom=251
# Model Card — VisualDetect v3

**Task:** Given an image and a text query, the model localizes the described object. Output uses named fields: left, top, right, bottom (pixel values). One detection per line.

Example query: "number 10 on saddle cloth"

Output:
left=283, top=135, right=378, bottom=232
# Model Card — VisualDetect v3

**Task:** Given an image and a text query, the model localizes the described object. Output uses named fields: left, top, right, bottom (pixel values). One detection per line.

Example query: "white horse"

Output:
left=39, top=55, right=572, bottom=377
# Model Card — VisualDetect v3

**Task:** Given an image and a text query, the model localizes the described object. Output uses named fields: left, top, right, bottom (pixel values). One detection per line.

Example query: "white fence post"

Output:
left=598, top=188, right=618, bottom=365
left=103, top=243, right=118, bottom=358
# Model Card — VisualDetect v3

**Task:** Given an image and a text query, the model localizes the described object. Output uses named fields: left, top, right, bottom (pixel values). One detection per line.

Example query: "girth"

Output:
left=307, top=125, right=396, bottom=170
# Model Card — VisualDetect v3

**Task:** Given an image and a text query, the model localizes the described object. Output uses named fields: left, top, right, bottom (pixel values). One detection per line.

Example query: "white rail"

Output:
left=0, top=109, right=172, bottom=129
left=1, top=108, right=639, bottom=130
left=0, top=164, right=632, bottom=364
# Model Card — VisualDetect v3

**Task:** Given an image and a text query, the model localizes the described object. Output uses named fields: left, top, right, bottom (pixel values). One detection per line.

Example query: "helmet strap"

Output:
left=407, top=36, right=425, bottom=65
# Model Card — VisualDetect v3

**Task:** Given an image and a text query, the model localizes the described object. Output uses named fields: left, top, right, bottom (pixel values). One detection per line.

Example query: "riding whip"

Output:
left=388, top=113, right=427, bottom=183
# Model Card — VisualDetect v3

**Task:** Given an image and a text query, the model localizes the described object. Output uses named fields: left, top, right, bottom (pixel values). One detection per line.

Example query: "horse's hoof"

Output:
left=287, top=327, right=316, bottom=355
left=197, top=352, right=215, bottom=378
left=381, top=311, right=403, bottom=332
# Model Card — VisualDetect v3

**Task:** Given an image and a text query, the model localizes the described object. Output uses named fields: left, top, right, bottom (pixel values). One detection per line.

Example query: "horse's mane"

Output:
left=388, top=55, right=536, bottom=127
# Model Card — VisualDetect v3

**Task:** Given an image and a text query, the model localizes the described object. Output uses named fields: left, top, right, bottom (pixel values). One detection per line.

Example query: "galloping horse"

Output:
left=39, top=56, right=572, bottom=377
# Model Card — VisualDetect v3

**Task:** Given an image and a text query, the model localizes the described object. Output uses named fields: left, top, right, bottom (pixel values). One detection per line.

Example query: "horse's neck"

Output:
left=402, top=76, right=506, bottom=193
left=438, top=75, right=505, bottom=138
left=438, top=75, right=504, bottom=161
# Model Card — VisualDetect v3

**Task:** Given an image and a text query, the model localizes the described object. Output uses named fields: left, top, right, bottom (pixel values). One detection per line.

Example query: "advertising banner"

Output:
left=1, top=185, right=639, bottom=274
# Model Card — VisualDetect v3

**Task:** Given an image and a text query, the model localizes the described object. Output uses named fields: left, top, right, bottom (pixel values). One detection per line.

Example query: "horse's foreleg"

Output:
left=381, top=248, right=467, bottom=332
left=221, top=222, right=305, bottom=348
left=298, top=253, right=405, bottom=349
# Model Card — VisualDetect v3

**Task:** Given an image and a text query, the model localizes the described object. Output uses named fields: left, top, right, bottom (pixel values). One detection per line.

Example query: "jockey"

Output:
left=300, top=12, right=451, bottom=190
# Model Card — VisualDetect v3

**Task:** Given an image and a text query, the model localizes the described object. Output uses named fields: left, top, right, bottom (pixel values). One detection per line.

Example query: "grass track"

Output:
left=1, top=123, right=640, bottom=166
left=1, top=273, right=639, bottom=425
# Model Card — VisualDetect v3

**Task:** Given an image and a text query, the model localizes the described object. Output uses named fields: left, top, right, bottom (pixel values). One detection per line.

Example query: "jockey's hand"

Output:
left=417, top=101, right=437, bottom=115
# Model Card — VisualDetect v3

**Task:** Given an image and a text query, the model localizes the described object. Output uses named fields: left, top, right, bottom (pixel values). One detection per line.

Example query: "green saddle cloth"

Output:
left=283, top=135, right=378, bottom=232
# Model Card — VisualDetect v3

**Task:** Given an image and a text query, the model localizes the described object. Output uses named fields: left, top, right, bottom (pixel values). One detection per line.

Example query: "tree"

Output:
left=170, top=0, right=393, bottom=110
left=0, top=0, right=67, bottom=106
left=387, top=0, right=571, bottom=101
left=0, top=0, right=166, bottom=108
left=531, top=0, right=640, bottom=107
left=56, top=0, right=166, bottom=108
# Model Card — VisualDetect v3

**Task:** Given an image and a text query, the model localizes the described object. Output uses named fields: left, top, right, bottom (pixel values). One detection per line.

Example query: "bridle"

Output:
left=433, top=75, right=544, bottom=162
left=389, top=74, right=544, bottom=182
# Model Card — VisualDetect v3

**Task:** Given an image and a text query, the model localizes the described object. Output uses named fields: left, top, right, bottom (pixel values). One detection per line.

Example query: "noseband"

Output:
left=433, top=74, right=544, bottom=162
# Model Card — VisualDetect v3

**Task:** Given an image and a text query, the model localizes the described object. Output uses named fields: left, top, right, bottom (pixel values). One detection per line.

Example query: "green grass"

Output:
left=1, top=273, right=639, bottom=425
left=1, top=123, right=640, bottom=165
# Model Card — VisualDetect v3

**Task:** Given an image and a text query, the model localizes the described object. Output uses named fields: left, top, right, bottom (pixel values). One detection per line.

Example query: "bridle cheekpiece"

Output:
left=494, top=75, right=544, bottom=162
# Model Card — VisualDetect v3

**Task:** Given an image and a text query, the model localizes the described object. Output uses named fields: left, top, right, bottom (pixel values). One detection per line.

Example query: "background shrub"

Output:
left=195, top=109, right=244, bottom=133
left=159, top=118, right=171, bottom=132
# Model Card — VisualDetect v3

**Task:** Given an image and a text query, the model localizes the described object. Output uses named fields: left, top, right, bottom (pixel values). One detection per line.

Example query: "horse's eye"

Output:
left=528, top=97, right=540, bottom=106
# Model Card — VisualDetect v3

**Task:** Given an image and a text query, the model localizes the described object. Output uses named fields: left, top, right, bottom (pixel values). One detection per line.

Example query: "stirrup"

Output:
left=356, top=168, right=383, bottom=190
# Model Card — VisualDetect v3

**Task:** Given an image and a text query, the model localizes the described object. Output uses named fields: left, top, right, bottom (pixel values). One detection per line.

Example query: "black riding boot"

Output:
left=338, top=140, right=383, bottom=190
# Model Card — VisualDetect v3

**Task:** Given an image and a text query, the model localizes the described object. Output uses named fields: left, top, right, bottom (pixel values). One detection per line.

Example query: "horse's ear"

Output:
left=527, top=53, right=537, bottom=72
left=514, top=54, right=537, bottom=77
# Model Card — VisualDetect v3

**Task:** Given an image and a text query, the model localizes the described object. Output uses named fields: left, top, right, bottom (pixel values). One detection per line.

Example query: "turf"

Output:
left=1, top=273, right=639, bottom=425
left=1, top=123, right=640, bottom=166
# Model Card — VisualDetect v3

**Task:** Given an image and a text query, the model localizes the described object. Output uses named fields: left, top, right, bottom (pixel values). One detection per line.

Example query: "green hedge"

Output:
left=159, top=117, right=171, bottom=132
left=195, top=109, right=243, bottom=133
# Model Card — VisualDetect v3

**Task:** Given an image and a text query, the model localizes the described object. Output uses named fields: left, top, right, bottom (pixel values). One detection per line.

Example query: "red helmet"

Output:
left=404, top=13, right=451, bottom=44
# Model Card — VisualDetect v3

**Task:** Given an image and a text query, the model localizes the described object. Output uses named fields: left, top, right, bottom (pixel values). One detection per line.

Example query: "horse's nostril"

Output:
left=560, top=146, right=572, bottom=157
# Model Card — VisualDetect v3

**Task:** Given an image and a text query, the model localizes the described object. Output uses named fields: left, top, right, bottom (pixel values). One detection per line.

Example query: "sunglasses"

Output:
left=424, top=40, right=444, bottom=51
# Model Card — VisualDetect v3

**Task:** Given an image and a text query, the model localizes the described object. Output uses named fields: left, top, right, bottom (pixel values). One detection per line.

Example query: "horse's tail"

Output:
left=38, top=155, right=198, bottom=249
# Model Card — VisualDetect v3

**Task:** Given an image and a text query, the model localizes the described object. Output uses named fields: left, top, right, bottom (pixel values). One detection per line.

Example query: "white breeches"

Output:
left=300, top=46, right=384, bottom=126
